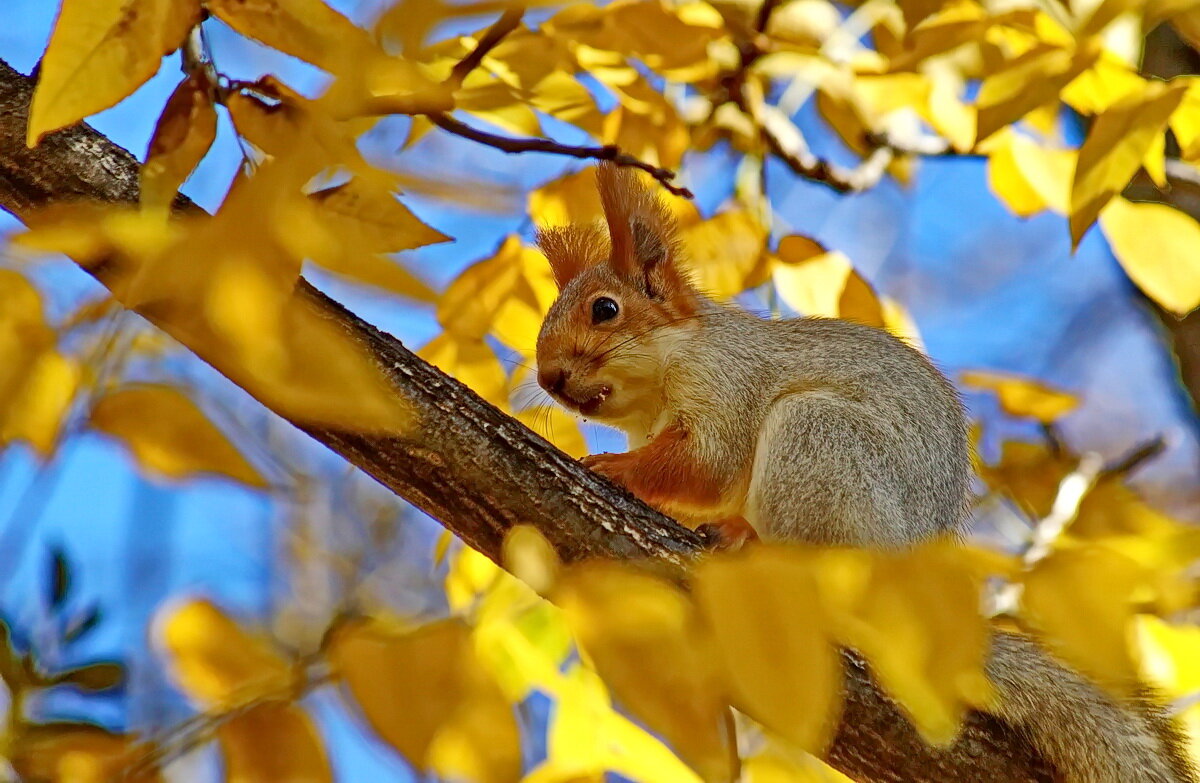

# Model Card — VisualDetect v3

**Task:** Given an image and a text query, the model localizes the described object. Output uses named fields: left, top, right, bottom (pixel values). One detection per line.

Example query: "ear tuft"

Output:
left=536, top=223, right=609, bottom=289
left=596, top=163, right=681, bottom=281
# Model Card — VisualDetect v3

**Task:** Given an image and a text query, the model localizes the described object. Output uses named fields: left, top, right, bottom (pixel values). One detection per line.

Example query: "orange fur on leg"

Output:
left=581, top=423, right=725, bottom=516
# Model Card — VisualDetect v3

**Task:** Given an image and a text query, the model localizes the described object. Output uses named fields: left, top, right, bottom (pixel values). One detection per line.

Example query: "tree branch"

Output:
left=0, top=57, right=1055, bottom=783
left=428, top=113, right=694, bottom=198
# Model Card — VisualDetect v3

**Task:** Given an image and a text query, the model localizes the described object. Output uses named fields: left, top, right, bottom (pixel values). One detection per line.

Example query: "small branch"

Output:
left=734, top=86, right=892, bottom=193
left=987, top=452, right=1105, bottom=617
left=1102, top=436, right=1167, bottom=478
left=446, top=6, right=525, bottom=90
left=428, top=113, right=694, bottom=198
left=752, top=0, right=783, bottom=35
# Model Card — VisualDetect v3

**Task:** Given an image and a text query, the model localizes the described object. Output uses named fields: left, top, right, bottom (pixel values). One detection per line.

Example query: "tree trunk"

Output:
left=0, top=57, right=1054, bottom=783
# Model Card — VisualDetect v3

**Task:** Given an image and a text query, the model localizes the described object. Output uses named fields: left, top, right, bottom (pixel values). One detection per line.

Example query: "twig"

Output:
left=734, top=85, right=893, bottom=193
left=986, top=452, right=1106, bottom=617
left=446, top=6, right=525, bottom=90
left=428, top=113, right=694, bottom=198
left=752, top=0, right=783, bottom=35
left=1102, top=436, right=1167, bottom=478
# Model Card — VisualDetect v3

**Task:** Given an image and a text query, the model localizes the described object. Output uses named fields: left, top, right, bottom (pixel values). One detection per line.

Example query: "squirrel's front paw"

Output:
left=581, top=452, right=631, bottom=488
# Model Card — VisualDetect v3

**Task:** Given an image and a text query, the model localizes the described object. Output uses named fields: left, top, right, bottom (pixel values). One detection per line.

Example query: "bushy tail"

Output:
left=987, top=631, right=1196, bottom=783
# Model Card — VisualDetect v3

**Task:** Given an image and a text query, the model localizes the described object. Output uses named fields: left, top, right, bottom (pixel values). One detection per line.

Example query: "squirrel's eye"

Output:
left=591, top=297, right=619, bottom=324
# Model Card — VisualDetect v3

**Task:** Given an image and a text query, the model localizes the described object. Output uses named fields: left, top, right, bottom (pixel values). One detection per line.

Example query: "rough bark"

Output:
left=0, top=57, right=1054, bottom=782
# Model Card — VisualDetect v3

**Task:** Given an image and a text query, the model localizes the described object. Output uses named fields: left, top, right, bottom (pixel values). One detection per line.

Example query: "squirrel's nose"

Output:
left=539, top=367, right=569, bottom=395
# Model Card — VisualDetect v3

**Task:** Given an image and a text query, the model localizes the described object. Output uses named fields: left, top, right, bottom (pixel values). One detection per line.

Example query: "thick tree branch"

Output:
left=0, top=57, right=1054, bottom=783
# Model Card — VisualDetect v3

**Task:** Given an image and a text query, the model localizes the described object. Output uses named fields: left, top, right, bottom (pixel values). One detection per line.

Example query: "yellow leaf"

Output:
left=217, top=703, right=332, bottom=783
left=419, top=333, right=508, bottom=407
left=141, top=73, right=217, bottom=209
left=530, top=168, right=605, bottom=228
left=1061, top=57, right=1149, bottom=114
left=303, top=178, right=445, bottom=300
left=1170, top=79, right=1200, bottom=163
left=90, top=385, right=267, bottom=487
left=156, top=598, right=293, bottom=708
left=985, top=129, right=1075, bottom=216
left=961, top=370, right=1079, bottom=422
left=27, top=0, right=201, bottom=145
left=539, top=663, right=703, bottom=783
left=329, top=617, right=521, bottom=783
left=977, top=440, right=1075, bottom=520
left=0, top=351, right=80, bottom=458
left=206, top=0, right=373, bottom=74
left=1070, top=81, right=1187, bottom=247
left=10, top=724, right=162, bottom=783
left=828, top=544, right=991, bottom=744
left=694, top=548, right=840, bottom=753
left=682, top=211, right=769, bottom=298
left=558, top=563, right=734, bottom=782
left=438, top=235, right=530, bottom=340
left=1100, top=197, right=1200, bottom=316
left=1020, top=546, right=1144, bottom=695
left=227, top=76, right=376, bottom=180
left=975, top=44, right=1099, bottom=143
left=772, top=250, right=884, bottom=327
left=743, top=751, right=854, bottom=783
left=517, top=406, right=588, bottom=458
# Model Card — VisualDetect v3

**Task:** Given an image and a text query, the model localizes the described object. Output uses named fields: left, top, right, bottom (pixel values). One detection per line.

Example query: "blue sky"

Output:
left=1, top=0, right=1198, bottom=779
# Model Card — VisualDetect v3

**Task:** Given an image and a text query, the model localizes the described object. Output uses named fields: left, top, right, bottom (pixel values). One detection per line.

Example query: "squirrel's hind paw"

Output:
left=696, top=517, right=758, bottom=552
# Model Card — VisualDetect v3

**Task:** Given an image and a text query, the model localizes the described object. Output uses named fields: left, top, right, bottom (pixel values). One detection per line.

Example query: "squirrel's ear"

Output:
left=596, top=163, right=682, bottom=295
left=536, top=224, right=609, bottom=290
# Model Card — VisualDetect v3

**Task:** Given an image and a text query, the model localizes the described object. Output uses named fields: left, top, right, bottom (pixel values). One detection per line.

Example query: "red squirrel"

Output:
left=533, top=163, right=1196, bottom=783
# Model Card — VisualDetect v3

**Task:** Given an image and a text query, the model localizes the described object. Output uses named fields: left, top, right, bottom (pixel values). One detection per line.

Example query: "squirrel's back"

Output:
left=664, top=306, right=972, bottom=546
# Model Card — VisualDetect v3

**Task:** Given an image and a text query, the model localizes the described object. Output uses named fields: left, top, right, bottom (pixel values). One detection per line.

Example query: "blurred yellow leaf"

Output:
left=694, top=548, right=840, bottom=753
left=558, top=563, right=734, bottom=782
left=742, top=751, right=854, bottom=783
left=27, top=0, right=201, bottom=145
left=1062, top=57, right=1147, bottom=115
left=206, top=0, right=373, bottom=74
left=975, top=44, right=1098, bottom=143
left=1170, top=79, right=1200, bottom=163
left=985, top=129, right=1075, bottom=216
left=961, top=370, right=1079, bottom=423
left=1138, top=615, right=1200, bottom=687
left=977, top=440, right=1075, bottom=519
left=828, top=544, right=991, bottom=744
left=530, top=168, right=605, bottom=228
left=156, top=598, right=293, bottom=708
left=540, top=663, right=703, bottom=783
left=141, top=73, right=217, bottom=210
left=1070, top=81, right=1186, bottom=246
left=772, top=249, right=884, bottom=327
left=217, top=703, right=332, bottom=783
left=90, top=385, right=267, bottom=487
left=1100, top=197, right=1200, bottom=316
left=329, top=617, right=521, bottom=783
left=1020, top=545, right=1145, bottom=695
left=438, top=235, right=545, bottom=341
left=302, top=178, right=445, bottom=300
left=682, top=211, right=769, bottom=298
left=1, top=350, right=80, bottom=458
left=9, top=724, right=161, bottom=783
left=0, top=271, right=78, bottom=457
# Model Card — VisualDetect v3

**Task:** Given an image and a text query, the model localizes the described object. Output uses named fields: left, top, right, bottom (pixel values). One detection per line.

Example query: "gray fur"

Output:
left=662, top=302, right=971, bottom=546
left=656, top=303, right=1195, bottom=782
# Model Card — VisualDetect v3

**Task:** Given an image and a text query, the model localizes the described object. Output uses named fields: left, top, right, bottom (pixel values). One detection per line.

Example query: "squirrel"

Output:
left=533, top=163, right=1197, bottom=783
